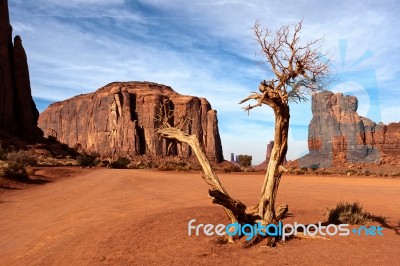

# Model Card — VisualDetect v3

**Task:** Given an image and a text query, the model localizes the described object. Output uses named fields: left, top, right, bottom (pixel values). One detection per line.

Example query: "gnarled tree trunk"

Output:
left=259, top=105, right=290, bottom=223
left=157, top=19, right=330, bottom=247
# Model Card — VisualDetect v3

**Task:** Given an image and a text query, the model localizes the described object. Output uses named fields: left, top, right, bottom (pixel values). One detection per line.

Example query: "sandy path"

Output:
left=0, top=169, right=399, bottom=265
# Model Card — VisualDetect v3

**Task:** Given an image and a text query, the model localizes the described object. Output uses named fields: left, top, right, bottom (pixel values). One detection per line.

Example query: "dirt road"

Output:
left=1, top=169, right=399, bottom=265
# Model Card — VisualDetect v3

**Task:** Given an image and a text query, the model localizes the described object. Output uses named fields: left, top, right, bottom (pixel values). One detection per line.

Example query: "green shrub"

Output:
left=310, top=164, right=319, bottom=171
left=0, top=161, right=28, bottom=180
left=7, top=150, right=37, bottom=166
left=237, top=155, right=252, bottom=168
left=110, top=157, right=131, bottom=169
left=325, top=202, right=386, bottom=225
left=77, top=152, right=99, bottom=166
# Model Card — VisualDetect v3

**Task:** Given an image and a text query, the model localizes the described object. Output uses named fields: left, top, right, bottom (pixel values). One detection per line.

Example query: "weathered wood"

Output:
left=157, top=19, right=330, bottom=245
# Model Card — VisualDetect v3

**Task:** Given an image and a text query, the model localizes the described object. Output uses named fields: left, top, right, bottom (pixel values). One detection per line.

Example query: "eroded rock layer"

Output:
left=0, top=0, right=42, bottom=142
left=38, top=82, right=224, bottom=162
left=299, top=91, right=399, bottom=167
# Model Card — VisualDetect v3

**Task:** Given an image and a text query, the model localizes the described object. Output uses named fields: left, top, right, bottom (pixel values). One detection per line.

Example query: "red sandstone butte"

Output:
left=38, top=82, right=224, bottom=162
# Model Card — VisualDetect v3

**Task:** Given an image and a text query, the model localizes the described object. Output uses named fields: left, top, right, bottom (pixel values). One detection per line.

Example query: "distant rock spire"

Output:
left=0, top=0, right=42, bottom=141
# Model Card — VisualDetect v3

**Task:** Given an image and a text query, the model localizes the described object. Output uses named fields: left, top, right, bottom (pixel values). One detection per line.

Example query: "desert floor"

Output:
left=0, top=168, right=399, bottom=265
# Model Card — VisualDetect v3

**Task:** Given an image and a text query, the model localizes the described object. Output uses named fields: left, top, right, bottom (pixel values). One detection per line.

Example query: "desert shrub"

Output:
left=189, top=163, right=203, bottom=171
left=0, top=161, right=7, bottom=177
left=300, top=167, right=308, bottom=172
left=37, top=156, right=77, bottom=166
left=128, top=161, right=154, bottom=169
left=110, top=157, right=131, bottom=169
left=293, top=169, right=306, bottom=175
left=77, top=152, right=99, bottom=166
left=176, top=161, right=187, bottom=167
left=363, top=170, right=371, bottom=176
left=98, top=160, right=110, bottom=167
left=310, top=164, right=319, bottom=171
left=7, top=150, right=37, bottom=166
left=237, top=155, right=252, bottom=168
left=176, top=165, right=190, bottom=172
left=325, top=202, right=386, bottom=225
left=0, top=161, right=28, bottom=180
left=158, top=161, right=188, bottom=171
left=223, top=164, right=242, bottom=173
left=158, top=162, right=175, bottom=171
left=243, top=167, right=256, bottom=172
left=318, top=170, right=332, bottom=176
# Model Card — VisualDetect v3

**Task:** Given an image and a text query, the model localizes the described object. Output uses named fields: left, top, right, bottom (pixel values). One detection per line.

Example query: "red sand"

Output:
left=0, top=169, right=399, bottom=265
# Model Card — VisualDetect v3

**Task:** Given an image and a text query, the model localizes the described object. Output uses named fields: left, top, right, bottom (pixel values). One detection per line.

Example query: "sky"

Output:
left=8, top=0, right=400, bottom=164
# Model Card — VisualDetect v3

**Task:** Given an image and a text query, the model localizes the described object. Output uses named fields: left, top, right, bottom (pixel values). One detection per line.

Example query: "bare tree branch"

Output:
left=244, top=20, right=331, bottom=111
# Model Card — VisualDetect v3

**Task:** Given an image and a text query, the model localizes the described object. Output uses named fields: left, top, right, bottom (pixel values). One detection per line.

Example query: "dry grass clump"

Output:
left=158, top=161, right=189, bottom=171
left=325, top=202, right=386, bottom=225
left=76, top=152, right=100, bottom=166
left=110, top=157, right=131, bottom=169
left=6, top=150, right=38, bottom=166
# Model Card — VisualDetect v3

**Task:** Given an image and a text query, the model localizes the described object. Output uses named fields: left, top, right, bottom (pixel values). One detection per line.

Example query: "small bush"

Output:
left=176, top=165, right=190, bottom=172
left=325, top=202, right=386, bottom=225
left=237, top=155, right=252, bottom=168
left=158, top=162, right=175, bottom=171
left=310, top=164, right=319, bottom=171
left=223, top=164, right=242, bottom=173
left=7, top=150, right=37, bottom=166
left=77, top=152, right=99, bottom=166
left=346, top=169, right=357, bottom=176
left=158, top=161, right=188, bottom=171
left=293, top=169, right=306, bottom=175
left=0, top=161, right=7, bottom=177
left=128, top=161, right=154, bottom=169
left=318, top=170, right=332, bottom=176
left=0, top=161, right=28, bottom=180
left=110, top=157, right=131, bottom=169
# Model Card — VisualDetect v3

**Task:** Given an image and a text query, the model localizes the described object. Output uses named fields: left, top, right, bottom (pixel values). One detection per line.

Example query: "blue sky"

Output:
left=9, top=0, right=400, bottom=164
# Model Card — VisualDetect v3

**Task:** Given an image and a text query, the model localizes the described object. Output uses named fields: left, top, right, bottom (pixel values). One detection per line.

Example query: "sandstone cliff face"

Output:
left=38, top=82, right=224, bottom=162
left=299, top=91, right=400, bottom=167
left=0, top=0, right=42, bottom=142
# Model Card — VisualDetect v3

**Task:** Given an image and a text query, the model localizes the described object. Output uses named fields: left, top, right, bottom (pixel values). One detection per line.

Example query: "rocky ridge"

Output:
left=0, top=0, right=42, bottom=143
left=38, top=82, right=224, bottom=162
left=299, top=91, right=400, bottom=167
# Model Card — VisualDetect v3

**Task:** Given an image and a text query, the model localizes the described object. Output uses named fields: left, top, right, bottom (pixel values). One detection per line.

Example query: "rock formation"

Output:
left=38, top=82, right=224, bottom=162
left=0, top=0, right=42, bottom=142
left=299, top=91, right=400, bottom=167
left=266, top=141, right=274, bottom=162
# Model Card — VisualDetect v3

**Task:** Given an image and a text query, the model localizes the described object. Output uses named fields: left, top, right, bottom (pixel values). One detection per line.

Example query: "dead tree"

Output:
left=157, top=20, right=330, bottom=247
left=239, top=20, right=330, bottom=226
